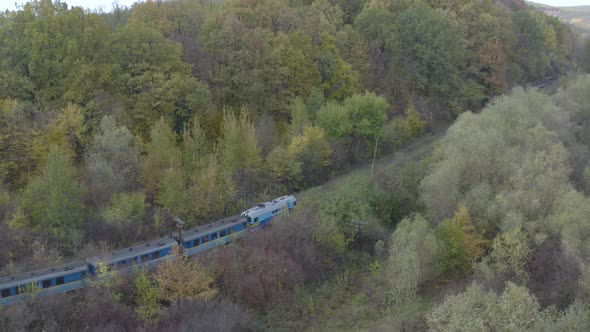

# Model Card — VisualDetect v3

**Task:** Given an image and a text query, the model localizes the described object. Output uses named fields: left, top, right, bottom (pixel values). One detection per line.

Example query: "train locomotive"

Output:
left=0, top=195, right=297, bottom=306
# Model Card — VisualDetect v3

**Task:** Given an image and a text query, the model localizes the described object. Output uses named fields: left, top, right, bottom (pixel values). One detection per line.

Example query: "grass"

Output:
left=298, top=132, right=441, bottom=204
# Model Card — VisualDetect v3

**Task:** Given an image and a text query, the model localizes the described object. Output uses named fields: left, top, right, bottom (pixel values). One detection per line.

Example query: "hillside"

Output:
left=0, top=0, right=584, bottom=330
left=529, top=2, right=590, bottom=35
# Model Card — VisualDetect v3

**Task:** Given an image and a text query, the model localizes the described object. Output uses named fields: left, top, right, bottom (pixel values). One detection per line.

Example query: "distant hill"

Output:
left=528, top=2, right=590, bottom=36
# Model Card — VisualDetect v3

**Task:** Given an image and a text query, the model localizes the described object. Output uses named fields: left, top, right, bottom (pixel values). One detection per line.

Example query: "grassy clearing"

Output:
left=298, top=132, right=441, bottom=204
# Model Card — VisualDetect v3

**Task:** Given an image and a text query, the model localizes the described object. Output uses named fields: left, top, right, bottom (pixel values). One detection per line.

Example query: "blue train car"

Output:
left=1, top=195, right=298, bottom=306
left=87, top=237, right=177, bottom=275
left=0, top=262, right=87, bottom=306
left=241, top=195, right=297, bottom=230
left=182, top=215, right=249, bottom=256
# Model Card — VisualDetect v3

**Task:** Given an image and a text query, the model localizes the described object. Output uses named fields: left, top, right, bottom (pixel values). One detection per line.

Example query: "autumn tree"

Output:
left=16, top=145, right=85, bottom=239
left=436, top=207, right=487, bottom=280
left=134, top=272, right=161, bottom=327
left=154, top=246, right=217, bottom=303
left=287, top=126, right=332, bottom=185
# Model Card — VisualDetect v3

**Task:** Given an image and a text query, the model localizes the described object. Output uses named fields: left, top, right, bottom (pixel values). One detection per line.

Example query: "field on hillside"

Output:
left=530, top=2, right=590, bottom=35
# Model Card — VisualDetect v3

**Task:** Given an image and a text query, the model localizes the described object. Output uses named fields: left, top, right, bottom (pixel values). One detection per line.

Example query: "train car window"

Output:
left=254, top=217, right=259, bottom=222
left=203, top=236, right=209, bottom=243
left=1, top=289, right=11, bottom=298
left=196, top=238, right=201, bottom=245
left=141, top=255, right=149, bottom=262
left=56, top=277, right=65, bottom=285
left=212, top=233, right=218, bottom=240
left=117, top=261, right=126, bottom=269
left=153, top=251, right=160, bottom=259
left=42, top=279, right=52, bottom=288
left=229, top=227, right=234, bottom=234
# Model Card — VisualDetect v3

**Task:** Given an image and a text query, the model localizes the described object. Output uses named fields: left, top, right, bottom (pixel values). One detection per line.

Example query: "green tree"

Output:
left=181, top=116, right=208, bottom=174
left=315, top=33, right=359, bottom=101
left=397, top=4, right=464, bottom=99
left=142, top=118, right=181, bottom=197
left=17, top=145, right=85, bottom=238
left=583, top=38, right=590, bottom=73
left=386, top=214, right=437, bottom=305
left=157, top=168, right=190, bottom=220
left=427, top=283, right=545, bottom=332
left=288, top=126, right=332, bottom=185
left=103, top=192, right=146, bottom=230
left=134, top=272, right=161, bottom=327
left=202, top=14, right=289, bottom=115
left=343, top=92, right=388, bottom=141
left=218, top=108, right=261, bottom=175
left=421, top=89, right=571, bottom=233
left=266, top=145, right=302, bottom=192
left=478, top=227, right=531, bottom=283
left=107, top=22, right=210, bottom=135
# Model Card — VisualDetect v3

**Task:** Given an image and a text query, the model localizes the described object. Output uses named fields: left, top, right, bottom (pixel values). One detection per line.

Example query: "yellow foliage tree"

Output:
left=154, top=246, right=218, bottom=303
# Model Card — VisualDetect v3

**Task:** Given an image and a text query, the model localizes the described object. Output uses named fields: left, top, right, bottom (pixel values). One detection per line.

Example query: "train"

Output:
left=0, top=195, right=297, bottom=306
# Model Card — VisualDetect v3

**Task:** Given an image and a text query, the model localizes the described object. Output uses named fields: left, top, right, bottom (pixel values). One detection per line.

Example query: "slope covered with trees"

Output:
left=0, top=0, right=586, bottom=329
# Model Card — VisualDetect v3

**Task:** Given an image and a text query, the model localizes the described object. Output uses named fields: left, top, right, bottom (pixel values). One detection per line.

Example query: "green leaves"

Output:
left=18, top=145, right=85, bottom=238
left=318, top=92, right=388, bottom=141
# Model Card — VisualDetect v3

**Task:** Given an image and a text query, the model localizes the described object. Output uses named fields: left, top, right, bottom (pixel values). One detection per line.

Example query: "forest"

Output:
left=0, top=0, right=588, bottom=330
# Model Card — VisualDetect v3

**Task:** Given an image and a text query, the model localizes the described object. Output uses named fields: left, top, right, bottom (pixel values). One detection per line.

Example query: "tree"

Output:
left=421, top=89, right=571, bottom=233
left=157, top=168, right=190, bottom=220
left=202, top=14, right=289, bottom=115
left=427, top=283, right=545, bottom=332
left=343, top=92, right=388, bottom=141
left=397, top=4, right=464, bottom=99
left=218, top=108, right=261, bottom=176
left=266, top=145, right=302, bottom=192
left=315, top=33, right=359, bottom=101
left=103, top=192, right=146, bottom=231
left=17, top=145, right=85, bottom=239
left=274, top=32, right=321, bottom=99
left=385, top=214, right=437, bottom=305
left=181, top=116, right=208, bottom=174
left=436, top=207, right=487, bottom=280
left=189, top=155, right=236, bottom=219
left=582, top=38, right=590, bottom=73
left=287, top=126, right=332, bottom=185
left=317, top=92, right=388, bottom=159
left=134, top=272, right=161, bottom=327
left=478, top=227, right=532, bottom=283
left=142, top=118, right=181, bottom=197
left=154, top=246, right=217, bottom=303
left=86, top=115, right=141, bottom=205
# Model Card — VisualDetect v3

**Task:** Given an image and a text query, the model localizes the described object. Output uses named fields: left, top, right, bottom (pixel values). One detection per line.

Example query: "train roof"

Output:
left=183, top=214, right=246, bottom=241
left=241, top=195, right=296, bottom=218
left=0, top=261, right=87, bottom=290
left=87, top=236, right=177, bottom=265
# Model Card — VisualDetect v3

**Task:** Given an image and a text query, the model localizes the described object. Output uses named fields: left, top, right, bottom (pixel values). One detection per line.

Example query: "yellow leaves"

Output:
left=154, top=246, right=218, bottom=303
left=453, top=207, right=488, bottom=261
left=544, top=25, right=558, bottom=52
left=288, top=126, right=332, bottom=167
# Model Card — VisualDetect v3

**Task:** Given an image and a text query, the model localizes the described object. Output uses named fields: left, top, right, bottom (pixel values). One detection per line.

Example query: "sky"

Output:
left=533, top=0, right=590, bottom=6
left=1, top=0, right=138, bottom=12
left=0, top=0, right=589, bottom=12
